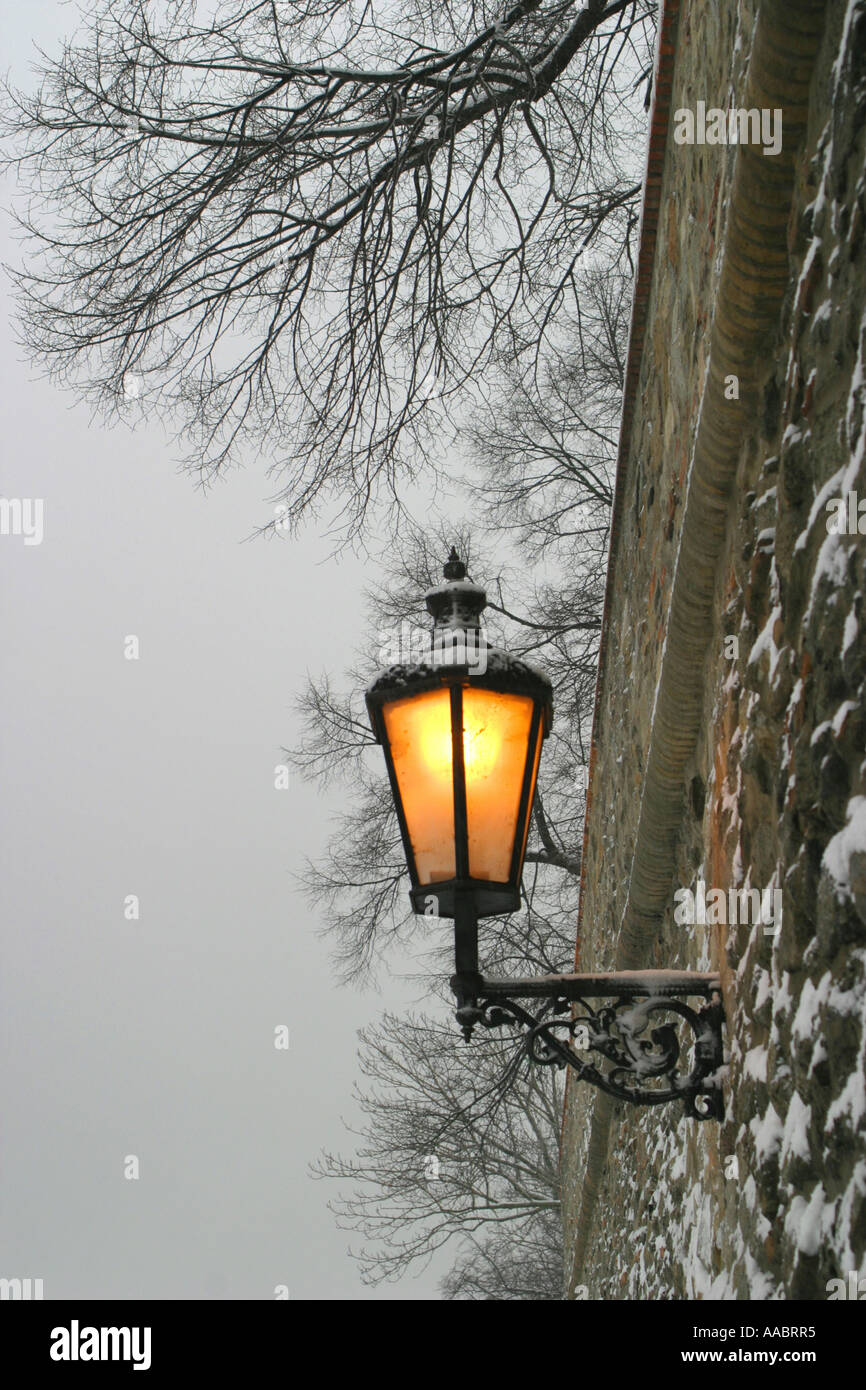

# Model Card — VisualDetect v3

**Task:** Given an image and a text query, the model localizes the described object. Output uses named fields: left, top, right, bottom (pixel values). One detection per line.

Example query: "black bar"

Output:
left=450, top=684, right=469, bottom=880
left=6, top=1297, right=853, bottom=1359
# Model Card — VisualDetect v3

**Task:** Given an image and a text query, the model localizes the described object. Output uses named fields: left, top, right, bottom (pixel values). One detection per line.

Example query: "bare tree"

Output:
left=313, top=1007, right=564, bottom=1287
left=463, top=258, right=633, bottom=835
left=440, top=1209, right=564, bottom=1298
left=4, top=0, right=654, bottom=531
left=468, top=263, right=630, bottom=556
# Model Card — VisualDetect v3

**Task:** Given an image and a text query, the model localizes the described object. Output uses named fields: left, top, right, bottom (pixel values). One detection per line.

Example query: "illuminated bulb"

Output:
left=420, top=719, right=453, bottom=775
left=418, top=707, right=502, bottom=781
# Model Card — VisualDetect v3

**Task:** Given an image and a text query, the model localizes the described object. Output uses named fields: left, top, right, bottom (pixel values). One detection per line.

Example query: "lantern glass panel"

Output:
left=382, top=687, right=456, bottom=884
left=464, top=688, right=535, bottom=882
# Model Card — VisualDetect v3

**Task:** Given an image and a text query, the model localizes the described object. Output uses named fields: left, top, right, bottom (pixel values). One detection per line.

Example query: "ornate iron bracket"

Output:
left=450, top=970, right=725, bottom=1121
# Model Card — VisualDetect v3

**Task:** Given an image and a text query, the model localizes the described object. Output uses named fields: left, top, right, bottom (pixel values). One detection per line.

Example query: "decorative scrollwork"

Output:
left=462, top=990, right=725, bottom=1120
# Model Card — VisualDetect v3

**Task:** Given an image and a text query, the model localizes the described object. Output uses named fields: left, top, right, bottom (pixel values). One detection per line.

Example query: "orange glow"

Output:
left=417, top=700, right=503, bottom=780
left=383, top=683, right=538, bottom=890
left=383, top=688, right=456, bottom=884
left=464, top=688, right=534, bottom=882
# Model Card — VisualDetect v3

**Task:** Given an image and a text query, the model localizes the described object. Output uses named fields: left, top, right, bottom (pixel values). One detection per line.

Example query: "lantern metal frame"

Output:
left=366, top=551, right=726, bottom=1122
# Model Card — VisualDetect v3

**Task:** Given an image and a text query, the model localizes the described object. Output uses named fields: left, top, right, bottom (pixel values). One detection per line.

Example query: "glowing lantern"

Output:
left=366, top=551, right=552, bottom=918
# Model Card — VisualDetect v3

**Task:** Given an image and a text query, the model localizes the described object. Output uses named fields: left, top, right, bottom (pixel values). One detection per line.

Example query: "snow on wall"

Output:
left=562, top=0, right=866, bottom=1299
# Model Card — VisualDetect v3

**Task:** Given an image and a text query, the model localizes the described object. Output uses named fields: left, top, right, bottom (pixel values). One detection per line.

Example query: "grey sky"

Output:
left=0, top=0, right=448, bottom=1300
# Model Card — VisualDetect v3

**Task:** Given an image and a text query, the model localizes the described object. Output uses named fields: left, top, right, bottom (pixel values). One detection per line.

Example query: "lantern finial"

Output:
left=443, top=547, right=466, bottom=580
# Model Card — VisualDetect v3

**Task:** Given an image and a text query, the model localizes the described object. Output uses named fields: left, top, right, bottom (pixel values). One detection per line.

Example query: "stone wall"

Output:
left=561, top=0, right=866, bottom=1299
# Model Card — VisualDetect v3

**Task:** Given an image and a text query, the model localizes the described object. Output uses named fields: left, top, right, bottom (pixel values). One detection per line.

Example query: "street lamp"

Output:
left=366, top=551, right=725, bottom=1121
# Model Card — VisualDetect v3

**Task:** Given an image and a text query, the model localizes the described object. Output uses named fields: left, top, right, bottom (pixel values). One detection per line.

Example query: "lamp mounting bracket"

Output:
left=450, top=969, right=725, bottom=1121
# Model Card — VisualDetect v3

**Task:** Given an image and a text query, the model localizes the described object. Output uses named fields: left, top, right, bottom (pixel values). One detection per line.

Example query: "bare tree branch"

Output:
left=313, top=1008, right=563, bottom=1286
left=3, top=0, right=655, bottom=531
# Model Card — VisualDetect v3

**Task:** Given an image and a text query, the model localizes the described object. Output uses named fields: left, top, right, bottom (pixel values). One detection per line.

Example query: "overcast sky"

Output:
left=0, top=1, right=449, bottom=1300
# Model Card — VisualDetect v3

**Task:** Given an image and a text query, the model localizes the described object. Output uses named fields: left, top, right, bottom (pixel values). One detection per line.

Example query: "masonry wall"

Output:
left=562, top=0, right=866, bottom=1299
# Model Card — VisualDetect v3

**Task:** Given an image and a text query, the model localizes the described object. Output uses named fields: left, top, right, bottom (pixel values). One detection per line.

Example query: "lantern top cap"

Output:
left=364, top=547, right=552, bottom=725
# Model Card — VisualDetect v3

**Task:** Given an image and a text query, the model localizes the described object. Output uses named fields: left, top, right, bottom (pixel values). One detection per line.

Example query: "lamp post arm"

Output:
left=481, top=969, right=721, bottom=1000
